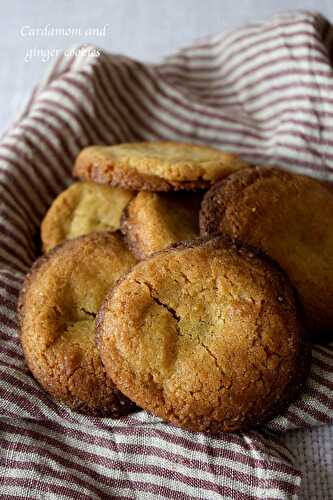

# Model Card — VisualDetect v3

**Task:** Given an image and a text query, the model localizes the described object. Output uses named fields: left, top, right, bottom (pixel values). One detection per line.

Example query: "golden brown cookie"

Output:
left=200, top=167, right=333, bottom=338
left=19, top=232, right=137, bottom=416
left=121, top=191, right=202, bottom=259
left=74, top=141, right=248, bottom=191
left=41, top=181, right=134, bottom=252
left=97, top=236, right=309, bottom=433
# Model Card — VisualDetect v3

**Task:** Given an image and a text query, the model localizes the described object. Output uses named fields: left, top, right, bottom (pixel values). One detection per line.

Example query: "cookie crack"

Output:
left=199, top=340, right=224, bottom=375
left=79, top=307, right=97, bottom=319
left=136, top=280, right=226, bottom=373
left=134, top=279, right=228, bottom=398
left=136, top=280, right=181, bottom=323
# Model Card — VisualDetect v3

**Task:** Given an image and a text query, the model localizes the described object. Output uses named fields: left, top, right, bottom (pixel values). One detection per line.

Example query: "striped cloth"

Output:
left=0, top=10, right=333, bottom=499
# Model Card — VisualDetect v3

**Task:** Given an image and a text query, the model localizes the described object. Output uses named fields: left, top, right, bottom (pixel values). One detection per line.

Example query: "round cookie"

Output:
left=97, top=236, right=309, bottom=433
left=41, top=181, right=134, bottom=252
left=121, top=191, right=202, bottom=259
left=200, top=166, right=333, bottom=338
left=19, top=232, right=137, bottom=416
left=73, top=141, right=249, bottom=191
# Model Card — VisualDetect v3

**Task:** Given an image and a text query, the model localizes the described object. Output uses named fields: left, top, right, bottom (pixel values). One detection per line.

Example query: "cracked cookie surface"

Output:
left=74, top=141, right=249, bottom=191
left=19, top=232, right=137, bottom=416
left=41, top=181, right=134, bottom=252
left=97, top=236, right=309, bottom=432
left=121, top=191, right=202, bottom=259
left=200, top=166, right=333, bottom=338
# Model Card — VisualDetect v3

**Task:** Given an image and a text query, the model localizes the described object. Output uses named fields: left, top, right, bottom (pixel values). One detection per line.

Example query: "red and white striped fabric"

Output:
left=1, top=10, right=333, bottom=499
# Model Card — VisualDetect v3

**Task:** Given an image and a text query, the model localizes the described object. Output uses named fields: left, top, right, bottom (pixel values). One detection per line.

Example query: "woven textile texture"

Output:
left=0, top=10, right=333, bottom=500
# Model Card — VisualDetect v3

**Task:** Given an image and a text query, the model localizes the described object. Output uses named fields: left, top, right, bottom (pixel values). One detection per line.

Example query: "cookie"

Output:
left=200, top=166, right=333, bottom=338
left=19, top=232, right=137, bottom=416
left=73, top=141, right=248, bottom=191
left=41, top=181, right=134, bottom=252
left=121, top=191, right=202, bottom=259
left=97, top=236, right=309, bottom=433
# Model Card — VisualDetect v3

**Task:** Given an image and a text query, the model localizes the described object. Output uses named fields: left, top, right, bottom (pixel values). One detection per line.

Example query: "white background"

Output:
left=1, top=1, right=333, bottom=498
left=1, top=0, right=333, bottom=133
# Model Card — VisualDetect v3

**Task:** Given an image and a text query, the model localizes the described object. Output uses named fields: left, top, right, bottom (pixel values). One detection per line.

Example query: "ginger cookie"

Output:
left=200, top=166, right=333, bottom=338
left=19, top=232, right=137, bottom=416
left=97, top=236, right=309, bottom=433
left=121, top=191, right=202, bottom=259
left=41, top=181, right=134, bottom=252
left=73, top=141, right=248, bottom=191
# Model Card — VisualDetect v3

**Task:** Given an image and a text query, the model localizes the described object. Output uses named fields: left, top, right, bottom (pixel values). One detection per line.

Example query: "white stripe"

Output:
left=0, top=423, right=298, bottom=498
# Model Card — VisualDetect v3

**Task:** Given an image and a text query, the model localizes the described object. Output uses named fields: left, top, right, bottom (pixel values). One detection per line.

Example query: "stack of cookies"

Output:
left=19, top=141, right=333, bottom=433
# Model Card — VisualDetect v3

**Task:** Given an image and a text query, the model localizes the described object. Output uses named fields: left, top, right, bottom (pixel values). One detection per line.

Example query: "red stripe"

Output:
left=94, top=56, right=146, bottom=141
left=1, top=442, right=115, bottom=499
left=13, top=417, right=297, bottom=486
left=0, top=370, right=78, bottom=420
left=0, top=151, right=50, bottom=210
left=46, top=52, right=77, bottom=85
left=103, top=59, right=255, bottom=140
left=92, top=55, right=139, bottom=141
left=64, top=67, right=150, bottom=144
left=0, top=235, right=32, bottom=271
left=0, top=332, right=21, bottom=346
left=0, top=168, right=43, bottom=223
left=59, top=75, right=121, bottom=144
left=0, top=234, right=31, bottom=268
left=0, top=367, right=299, bottom=480
left=313, top=345, right=333, bottom=360
left=168, top=34, right=327, bottom=76
left=311, top=356, right=333, bottom=374
left=37, top=96, right=94, bottom=146
left=46, top=84, right=100, bottom=144
left=290, top=398, right=331, bottom=424
left=0, top=279, right=21, bottom=297
left=10, top=126, right=66, bottom=189
left=208, top=77, right=333, bottom=104
left=163, top=52, right=330, bottom=87
left=310, top=371, right=333, bottom=391
left=0, top=368, right=299, bottom=481
left=32, top=107, right=83, bottom=152
left=0, top=179, right=36, bottom=225
left=0, top=293, right=17, bottom=311
left=0, top=190, right=26, bottom=221
left=127, top=66, right=333, bottom=153
left=18, top=122, right=72, bottom=179
left=63, top=72, right=124, bottom=144
left=0, top=221, right=34, bottom=261
left=0, top=477, right=93, bottom=499
left=0, top=270, right=23, bottom=284
left=106, top=62, right=333, bottom=168
left=95, top=425, right=299, bottom=476
left=215, top=43, right=328, bottom=81
left=1, top=205, right=33, bottom=237
left=84, top=62, right=162, bottom=139
left=184, top=16, right=327, bottom=56
left=0, top=251, right=28, bottom=274
left=1, top=423, right=297, bottom=498
left=133, top=54, right=333, bottom=125
left=20, top=87, right=38, bottom=120
left=0, top=255, right=29, bottom=274
left=115, top=59, right=263, bottom=136
left=256, top=432, right=296, bottom=464
left=177, top=65, right=333, bottom=97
